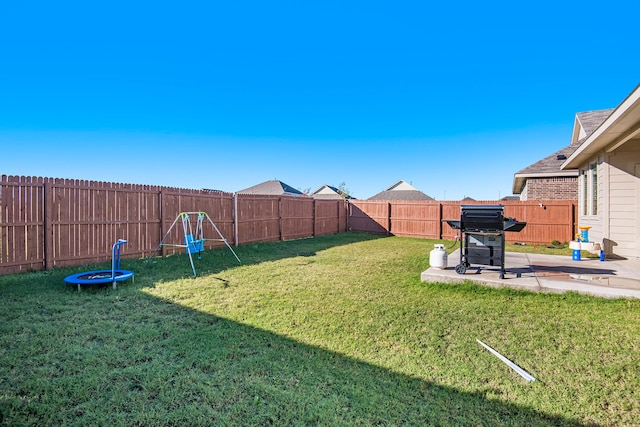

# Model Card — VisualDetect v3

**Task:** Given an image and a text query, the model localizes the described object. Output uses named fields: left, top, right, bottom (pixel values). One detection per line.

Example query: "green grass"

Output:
left=1, top=232, right=639, bottom=426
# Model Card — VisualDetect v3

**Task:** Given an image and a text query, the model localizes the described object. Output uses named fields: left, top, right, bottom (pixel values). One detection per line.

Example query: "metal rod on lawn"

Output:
left=476, top=339, right=536, bottom=383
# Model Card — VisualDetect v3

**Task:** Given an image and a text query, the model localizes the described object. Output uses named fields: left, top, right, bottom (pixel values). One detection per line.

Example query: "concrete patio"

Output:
left=421, top=249, right=640, bottom=299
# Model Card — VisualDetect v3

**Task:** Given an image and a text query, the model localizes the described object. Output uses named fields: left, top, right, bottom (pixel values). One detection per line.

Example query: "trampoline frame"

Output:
left=64, top=239, right=135, bottom=291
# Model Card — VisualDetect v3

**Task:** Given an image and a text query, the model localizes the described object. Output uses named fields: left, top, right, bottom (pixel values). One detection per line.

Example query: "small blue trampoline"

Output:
left=64, top=239, right=135, bottom=291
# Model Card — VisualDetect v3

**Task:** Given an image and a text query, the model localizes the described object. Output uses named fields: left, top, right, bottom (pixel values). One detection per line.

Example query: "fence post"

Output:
left=312, top=199, right=316, bottom=237
left=438, top=202, right=443, bottom=239
left=158, top=189, right=165, bottom=257
left=346, top=200, right=350, bottom=231
left=233, top=193, right=239, bottom=246
left=387, top=202, right=392, bottom=236
left=278, top=197, right=283, bottom=241
left=43, top=181, right=53, bottom=270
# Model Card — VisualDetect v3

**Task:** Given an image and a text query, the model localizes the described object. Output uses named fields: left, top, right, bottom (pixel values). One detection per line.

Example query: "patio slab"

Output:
left=420, top=249, right=640, bottom=299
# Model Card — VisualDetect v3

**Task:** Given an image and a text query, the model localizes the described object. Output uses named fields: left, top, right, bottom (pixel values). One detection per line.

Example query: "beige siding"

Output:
left=607, top=142, right=640, bottom=258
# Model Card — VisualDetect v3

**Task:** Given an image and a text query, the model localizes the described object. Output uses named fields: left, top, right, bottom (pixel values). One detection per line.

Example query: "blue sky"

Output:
left=1, top=1, right=638, bottom=200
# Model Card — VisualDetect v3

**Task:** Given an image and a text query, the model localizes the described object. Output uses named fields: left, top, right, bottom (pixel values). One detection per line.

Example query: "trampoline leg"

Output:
left=112, top=281, right=117, bottom=290
left=77, top=284, right=81, bottom=292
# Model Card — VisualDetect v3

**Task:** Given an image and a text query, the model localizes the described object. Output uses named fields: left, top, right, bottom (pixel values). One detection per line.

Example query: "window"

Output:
left=580, top=161, right=598, bottom=217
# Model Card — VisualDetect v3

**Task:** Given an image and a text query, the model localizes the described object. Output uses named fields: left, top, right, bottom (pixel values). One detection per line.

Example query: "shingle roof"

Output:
left=515, top=145, right=579, bottom=176
left=237, top=180, right=303, bottom=196
left=368, top=180, right=434, bottom=201
left=564, top=85, right=640, bottom=169
left=311, top=185, right=352, bottom=200
left=512, top=109, right=613, bottom=194
left=575, top=109, right=615, bottom=139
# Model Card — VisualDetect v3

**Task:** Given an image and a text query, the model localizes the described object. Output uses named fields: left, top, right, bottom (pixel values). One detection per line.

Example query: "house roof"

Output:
left=237, top=180, right=304, bottom=196
left=311, top=184, right=351, bottom=200
left=563, top=84, right=640, bottom=169
left=368, top=180, right=434, bottom=201
left=571, top=109, right=615, bottom=144
left=512, top=109, right=613, bottom=194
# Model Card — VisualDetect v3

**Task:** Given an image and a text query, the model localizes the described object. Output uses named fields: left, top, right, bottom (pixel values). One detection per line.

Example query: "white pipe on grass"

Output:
left=477, top=339, right=536, bottom=383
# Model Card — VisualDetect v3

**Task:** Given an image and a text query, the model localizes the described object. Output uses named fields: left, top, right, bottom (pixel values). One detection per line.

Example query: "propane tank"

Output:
left=429, top=244, right=448, bottom=269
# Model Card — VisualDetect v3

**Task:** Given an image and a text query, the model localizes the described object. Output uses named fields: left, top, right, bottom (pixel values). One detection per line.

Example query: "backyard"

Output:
left=1, top=232, right=638, bottom=426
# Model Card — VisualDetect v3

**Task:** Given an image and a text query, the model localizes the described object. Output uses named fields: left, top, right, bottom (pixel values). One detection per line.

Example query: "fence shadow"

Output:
left=0, top=275, right=594, bottom=426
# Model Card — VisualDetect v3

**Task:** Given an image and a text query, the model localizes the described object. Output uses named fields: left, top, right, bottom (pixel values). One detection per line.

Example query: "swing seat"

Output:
left=184, top=234, right=204, bottom=254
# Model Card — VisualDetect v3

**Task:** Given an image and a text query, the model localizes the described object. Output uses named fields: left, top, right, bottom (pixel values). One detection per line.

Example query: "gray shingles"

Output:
left=368, top=180, right=434, bottom=200
left=368, top=190, right=435, bottom=200
left=311, top=185, right=351, bottom=199
left=576, top=109, right=615, bottom=137
left=237, top=180, right=303, bottom=196
left=515, top=145, right=579, bottom=175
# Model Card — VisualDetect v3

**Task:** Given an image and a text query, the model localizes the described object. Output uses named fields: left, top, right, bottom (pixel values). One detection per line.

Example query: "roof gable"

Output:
left=384, top=180, right=418, bottom=191
left=311, top=184, right=350, bottom=199
left=571, top=109, right=615, bottom=144
left=237, top=180, right=303, bottom=196
left=368, top=180, right=434, bottom=200
left=564, top=85, right=640, bottom=168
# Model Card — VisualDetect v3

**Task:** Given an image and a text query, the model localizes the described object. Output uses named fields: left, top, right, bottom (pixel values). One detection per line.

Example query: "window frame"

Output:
left=580, top=160, right=598, bottom=217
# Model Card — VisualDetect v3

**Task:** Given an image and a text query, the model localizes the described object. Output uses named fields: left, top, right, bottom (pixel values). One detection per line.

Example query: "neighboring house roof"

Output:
left=512, top=109, right=613, bottom=194
left=237, top=180, right=304, bottom=196
left=563, top=85, right=640, bottom=169
left=311, top=184, right=352, bottom=200
left=368, top=180, right=434, bottom=201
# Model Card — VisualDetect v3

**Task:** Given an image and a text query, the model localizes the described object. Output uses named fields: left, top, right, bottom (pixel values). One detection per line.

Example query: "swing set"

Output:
left=148, top=211, right=241, bottom=277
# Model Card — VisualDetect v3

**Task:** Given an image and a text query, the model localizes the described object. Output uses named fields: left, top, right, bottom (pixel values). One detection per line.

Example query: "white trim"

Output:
left=512, top=171, right=578, bottom=194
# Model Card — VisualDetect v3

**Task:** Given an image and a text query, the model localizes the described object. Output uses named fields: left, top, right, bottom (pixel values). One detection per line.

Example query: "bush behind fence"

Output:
left=1, top=175, right=575, bottom=275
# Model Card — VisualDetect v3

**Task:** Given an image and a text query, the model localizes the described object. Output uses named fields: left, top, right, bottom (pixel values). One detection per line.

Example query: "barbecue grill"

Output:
left=445, top=205, right=526, bottom=279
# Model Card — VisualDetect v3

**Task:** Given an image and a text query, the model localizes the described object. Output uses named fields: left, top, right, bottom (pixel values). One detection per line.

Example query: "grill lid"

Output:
left=460, top=205, right=504, bottom=232
left=444, top=205, right=526, bottom=233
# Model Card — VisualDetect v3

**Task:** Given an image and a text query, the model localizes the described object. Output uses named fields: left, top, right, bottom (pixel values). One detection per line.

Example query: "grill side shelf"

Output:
left=444, top=220, right=526, bottom=232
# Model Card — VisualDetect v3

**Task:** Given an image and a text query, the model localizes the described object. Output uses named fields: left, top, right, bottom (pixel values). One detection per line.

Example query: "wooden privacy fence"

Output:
left=234, top=195, right=347, bottom=244
left=0, top=176, right=347, bottom=274
left=1, top=175, right=576, bottom=275
left=347, top=200, right=577, bottom=244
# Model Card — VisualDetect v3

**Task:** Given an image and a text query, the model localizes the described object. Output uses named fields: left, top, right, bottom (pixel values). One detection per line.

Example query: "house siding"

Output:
left=562, top=87, right=640, bottom=259
left=580, top=142, right=640, bottom=258
left=520, top=177, right=577, bottom=201
left=607, top=142, right=640, bottom=258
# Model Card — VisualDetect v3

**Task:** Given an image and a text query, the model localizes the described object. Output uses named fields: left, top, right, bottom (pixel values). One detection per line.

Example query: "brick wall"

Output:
left=521, top=177, right=578, bottom=201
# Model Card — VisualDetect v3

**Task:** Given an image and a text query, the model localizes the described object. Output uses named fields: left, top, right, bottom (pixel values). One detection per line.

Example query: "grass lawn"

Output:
left=1, top=232, right=639, bottom=426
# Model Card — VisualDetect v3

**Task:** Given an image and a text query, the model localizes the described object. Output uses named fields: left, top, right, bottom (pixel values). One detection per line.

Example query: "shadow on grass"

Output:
left=1, top=270, right=593, bottom=426
left=138, top=231, right=388, bottom=282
